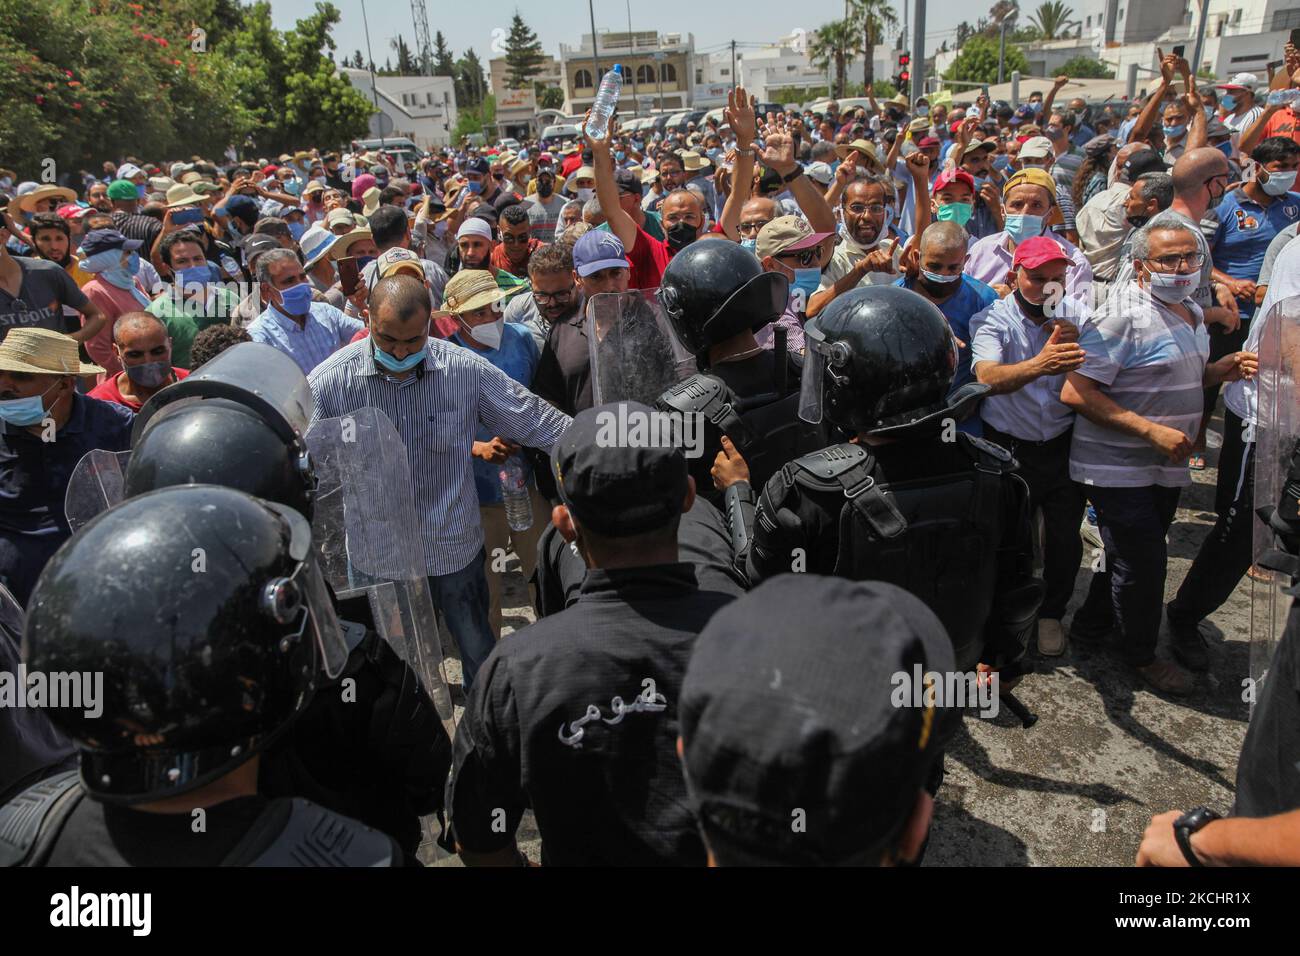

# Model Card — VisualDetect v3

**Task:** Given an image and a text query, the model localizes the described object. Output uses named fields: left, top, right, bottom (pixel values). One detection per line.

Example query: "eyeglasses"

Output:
left=776, top=247, right=820, bottom=268
left=846, top=203, right=888, bottom=216
left=738, top=218, right=772, bottom=236
left=1144, top=252, right=1206, bottom=270
left=533, top=288, right=573, bottom=303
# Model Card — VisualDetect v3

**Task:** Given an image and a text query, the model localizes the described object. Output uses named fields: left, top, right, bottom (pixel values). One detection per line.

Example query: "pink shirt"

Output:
left=81, top=277, right=151, bottom=379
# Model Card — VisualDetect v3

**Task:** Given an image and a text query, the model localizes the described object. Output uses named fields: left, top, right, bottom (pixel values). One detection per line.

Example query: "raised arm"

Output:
left=586, top=110, right=637, bottom=252
left=719, top=86, right=759, bottom=241
left=1128, top=52, right=1175, bottom=145
left=759, top=122, right=835, bottom=234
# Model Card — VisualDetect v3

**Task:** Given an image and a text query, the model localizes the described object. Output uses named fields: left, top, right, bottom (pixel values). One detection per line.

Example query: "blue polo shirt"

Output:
left=1212, top=189, right=1300, bottom=322
left=450, top=321, right=541, bottom=504
left=895, top=274, right=998, bottom=435
left=0, top=393, right=134, bottom=605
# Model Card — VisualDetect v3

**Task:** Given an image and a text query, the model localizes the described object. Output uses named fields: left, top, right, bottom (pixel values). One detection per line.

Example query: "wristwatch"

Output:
left=1173, top=807, right=1220, bottom=866
left=780, top=167, right=804, bottom=185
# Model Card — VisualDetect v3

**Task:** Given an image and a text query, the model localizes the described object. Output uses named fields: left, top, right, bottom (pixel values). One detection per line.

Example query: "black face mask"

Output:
left=1126, top=214, right=1150, bottom=230
left=537, top=180, right=554, bottom=198
left=666, top=221, right=698, bottom=252
left=1014, top=288, right=1046, bottom=318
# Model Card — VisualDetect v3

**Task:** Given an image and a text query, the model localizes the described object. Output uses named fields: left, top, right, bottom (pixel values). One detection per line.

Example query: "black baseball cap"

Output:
left=465, top=157, right=490, bottom=176
left=679, top=574, right=961, bottom=866
left=1121, top=147, right=1168, bottom=183
left=79, top=228, right=143, bottom=256
left=613, top=167, right=641, bottom=195
left=551, top=401, right=689, bottom=537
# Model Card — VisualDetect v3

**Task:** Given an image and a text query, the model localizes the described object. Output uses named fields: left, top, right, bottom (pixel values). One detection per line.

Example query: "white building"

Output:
left=559, top=31, right=696, bottom=115
left=341, top=69, right=457, bottom=150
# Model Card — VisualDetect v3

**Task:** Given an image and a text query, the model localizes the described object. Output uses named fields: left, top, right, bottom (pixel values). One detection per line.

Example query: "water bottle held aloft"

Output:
left=585, top=65, right=624, bottom=142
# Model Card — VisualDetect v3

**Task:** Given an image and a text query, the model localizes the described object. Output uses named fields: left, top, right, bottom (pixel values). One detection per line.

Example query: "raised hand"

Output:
left=725, top=86, right=757, bottom=150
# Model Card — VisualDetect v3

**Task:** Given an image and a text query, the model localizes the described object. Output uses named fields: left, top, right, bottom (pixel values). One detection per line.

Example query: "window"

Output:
left=1118, top=8, right=1124, bottom=19
left=1232, top=9, right=1241, bottom=23
left=696, top=69, right=703, bottom=83
left=427, top=92, right=435, bottom=105
left=1274, top=7, right=1300, bottom=30
left=660, top=62, right=677, bottom=83
left=1229, top=53, right=1267, bottom=63
left=721, top=67, right=730, bottom=76
left=574, top=68, right=593, bottom=89
left=1085, top=14, right=1091, bottom=26
left=636, top=64, right=655, bottom=84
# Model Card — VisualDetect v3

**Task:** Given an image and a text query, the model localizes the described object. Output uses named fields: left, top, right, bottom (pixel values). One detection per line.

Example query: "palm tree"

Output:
left=809, top=20, right=858, bottom=98
left=849, top=0, right=899, bottom=88
left=1028, top=1, right=1076, bottom=40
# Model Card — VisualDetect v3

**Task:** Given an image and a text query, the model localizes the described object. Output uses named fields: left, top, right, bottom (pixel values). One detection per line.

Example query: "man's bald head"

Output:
left=1171, top=147, right=1230, bottom=200
left=370, top=274, right=431, bottom=326
left=919, top=221, right=969, bottom=257
left=742, top=196, right=778, bottom=222
left=112, top=310, right=167, bottom=346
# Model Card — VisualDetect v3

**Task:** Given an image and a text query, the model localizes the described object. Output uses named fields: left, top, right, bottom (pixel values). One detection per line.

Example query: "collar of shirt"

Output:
left=578, top=563, right=700, bottom=602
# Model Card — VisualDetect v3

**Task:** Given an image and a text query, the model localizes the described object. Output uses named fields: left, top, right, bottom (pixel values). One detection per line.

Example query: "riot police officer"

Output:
left=713, top=285, right=1042, bottom=679
left=67, top=342, right=453, bottom=856
left=653, top=240, right=833, bottom=512
left=0, top=485, right=407, bottom=866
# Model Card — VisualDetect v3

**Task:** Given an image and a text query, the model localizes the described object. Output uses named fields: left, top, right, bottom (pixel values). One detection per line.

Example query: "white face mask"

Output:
left=1143, top=267, right=1197, bottom=304
left=575, top=187, right=595, bottom=202
left=465, top=316, right=503, bottom=349
left=1261, top=168, right=1298, bottom=196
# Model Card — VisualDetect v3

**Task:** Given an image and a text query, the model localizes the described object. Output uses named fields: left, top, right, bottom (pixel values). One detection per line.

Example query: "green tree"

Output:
left=456, top=48, right=486, bottom=108
left=433, top=30, right=455, bottom=77
left=956, top=22, right=975, bottom=45
left=809, top=20, right=859, bottom=99
left=943, top=34, right=1028, bottom=84
left=503, top=11, right=544, bottom=89
left=1059, top=55, right=1113, bottom=79
left=391, top=35, right=416, bottom=75
left=454, top=94, right=495, bottom=140
left=536, top=84, right=565, bottom=110
left=1028, top=1, right=1076, bottom=40
left=849, top=0, right=898, bottom=89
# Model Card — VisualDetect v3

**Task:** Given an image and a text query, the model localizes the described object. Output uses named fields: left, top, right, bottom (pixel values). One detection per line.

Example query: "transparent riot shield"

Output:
left=1250, top=294, right=1300, bottom=696
left=64, top=449, right=131, bottom=533
left=304, top=407, right=456, bottom=742
left=587, top=289, right=696, bottom=406
left=0, top=583, right=75, bottom=799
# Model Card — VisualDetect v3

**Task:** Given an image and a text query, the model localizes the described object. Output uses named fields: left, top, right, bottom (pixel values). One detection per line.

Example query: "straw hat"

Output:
left=0, top=328, right=104, bottom=376
left=15, top=185, right=77, bottom=215
left=443, top=269, right=507, bottom=314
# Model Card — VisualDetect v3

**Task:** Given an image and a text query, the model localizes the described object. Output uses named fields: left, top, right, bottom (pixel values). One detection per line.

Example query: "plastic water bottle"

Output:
left=499, top=455, right=533, bottom=532
left=1267, top=89, right=1300, bottom=107
left=584, top=65, right=624, bottom=141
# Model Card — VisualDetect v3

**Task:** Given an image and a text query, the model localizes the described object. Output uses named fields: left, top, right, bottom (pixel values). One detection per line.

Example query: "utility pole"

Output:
left=360, top=0, right=385, bottom=148
left=731, top=40, right=737, bottom=85
left=910, top=0, right=925, bottom=104
left=998, top=19, right=1007, bottom=84
left=626, top=0, right=640, bottom=116
left=1189, top=0, right=1211, bottom=80
left=588, top=0, right=601, bottom=112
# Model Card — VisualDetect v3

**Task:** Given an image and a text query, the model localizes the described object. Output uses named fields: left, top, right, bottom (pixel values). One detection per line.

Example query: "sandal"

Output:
left=1189, top=454, right=1206, bottom=470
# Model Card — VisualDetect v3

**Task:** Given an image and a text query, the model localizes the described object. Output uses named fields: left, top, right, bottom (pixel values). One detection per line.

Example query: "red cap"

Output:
left=932, top=168, right=975, bottom=196
left=916, top=136, right=940, bottom=149
left=261, top=164, right=279, bottom=176
left=1013, top=235, right=1070, bottom=270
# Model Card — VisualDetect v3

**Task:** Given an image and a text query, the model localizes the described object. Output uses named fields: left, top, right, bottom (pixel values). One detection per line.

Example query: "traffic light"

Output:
left=897, top=52, right=910, bottom=86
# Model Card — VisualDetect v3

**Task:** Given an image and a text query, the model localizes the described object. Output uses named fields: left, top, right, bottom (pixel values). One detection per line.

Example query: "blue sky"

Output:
left=268, top=0, right=976, bottom=69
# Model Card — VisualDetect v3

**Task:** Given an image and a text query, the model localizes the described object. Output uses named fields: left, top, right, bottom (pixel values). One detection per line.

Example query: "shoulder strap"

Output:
left=226, top=798, right=396, bottom=868
left=959, top=434, right=1012, bottom=538
left=657, top=374, right=753, bottom=449
left=0, top=769, right=84, bottom=868
left=793, top=443, right=907, bottom=539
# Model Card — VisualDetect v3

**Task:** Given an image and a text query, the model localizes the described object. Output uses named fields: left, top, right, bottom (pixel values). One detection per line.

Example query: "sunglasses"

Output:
left=776, top=247, right=820, bottom=268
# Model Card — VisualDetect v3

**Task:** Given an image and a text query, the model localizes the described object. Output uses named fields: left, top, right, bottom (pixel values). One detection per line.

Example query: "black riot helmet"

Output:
left=124, top=341, right=316, bottom=517
left=23, top=485, right=349, bottom=805
left=800, top=285, right=987, bottom=435
left=657, top=240, right=789, bottom=357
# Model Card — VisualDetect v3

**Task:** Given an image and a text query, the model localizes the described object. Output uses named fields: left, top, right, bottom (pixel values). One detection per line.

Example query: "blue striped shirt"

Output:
left=1069, top=281, right=1209, bottom=488
left=307, top=337, right=572, bottom=576
left=247, top=301, right=365, bottom=375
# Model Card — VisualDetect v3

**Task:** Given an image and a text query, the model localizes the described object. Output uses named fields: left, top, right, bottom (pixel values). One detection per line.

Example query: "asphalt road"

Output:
left=424, top=419, right=1260, bottom=867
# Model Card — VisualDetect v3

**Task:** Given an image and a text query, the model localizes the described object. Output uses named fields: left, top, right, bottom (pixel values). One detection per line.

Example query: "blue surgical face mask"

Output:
left=615, top=151, right=626, bottom=162
left=1004, top=213, right=1045, bottom=243
left=740, top=238, right=757, bottom=253
left=920, top=268, right=961, bottom=286
left=1221, top=95, right=1237, bottom=111
left=790, top=267, right=821, bottom=306
left=1162, top=123, right=1188, bottom=140
left=274, top=281, right=314, bottom=315
left=373, top=339, right=428, bottom=372
left=288, top=221, right=307, bottom=241
left=466, top=181, right=483, bottom=195
left=0, top=381, right=57, bottom=427
left=175, top=264, right=211, bottom=290
left=285, top=179, right=302, bottom=196
left=136, top=184, right=146, bottom=199
left=1216, top=141, right=1234, bottom=159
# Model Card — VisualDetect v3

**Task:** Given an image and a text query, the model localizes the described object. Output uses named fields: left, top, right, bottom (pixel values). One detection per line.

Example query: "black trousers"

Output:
left=1168, top=409, right=1255, bottom=627
left=984, top=425, right=1085, bottom=620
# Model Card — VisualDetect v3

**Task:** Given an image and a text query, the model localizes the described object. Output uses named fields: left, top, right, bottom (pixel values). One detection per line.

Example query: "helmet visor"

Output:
left=799, top=322, right=849, bottom=424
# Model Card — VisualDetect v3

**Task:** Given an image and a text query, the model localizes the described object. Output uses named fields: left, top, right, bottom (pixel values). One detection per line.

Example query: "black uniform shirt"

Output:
left=531, top=308, right=592, bottom=416
left=1234, top=598, right=1300, bottom=818
left=449, top=562, right=736, bottom=866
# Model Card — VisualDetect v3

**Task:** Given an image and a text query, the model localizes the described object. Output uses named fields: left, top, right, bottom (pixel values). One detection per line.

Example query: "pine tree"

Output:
left=503, top=12, right=545, bottom=89
left=456, top=49, right=486, bottom=107
left=392, top=35, right=416, bottom=75
left=433, top=31, right=456, bottom=77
